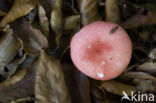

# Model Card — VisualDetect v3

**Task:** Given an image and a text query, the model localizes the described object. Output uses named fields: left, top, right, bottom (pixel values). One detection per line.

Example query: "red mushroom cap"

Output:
left=70, top=21, right=132, bottom=80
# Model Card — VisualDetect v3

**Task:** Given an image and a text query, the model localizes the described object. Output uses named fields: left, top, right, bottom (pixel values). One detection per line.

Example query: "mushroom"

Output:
left=70, top=21, right=132, bottom=80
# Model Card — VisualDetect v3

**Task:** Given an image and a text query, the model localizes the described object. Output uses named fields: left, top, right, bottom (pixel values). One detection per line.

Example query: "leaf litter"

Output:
left=0, top=0, right=156, bottom=103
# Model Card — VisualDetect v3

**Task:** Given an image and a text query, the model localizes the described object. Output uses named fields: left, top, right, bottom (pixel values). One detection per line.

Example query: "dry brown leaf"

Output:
left=121, top=14, right=148, bottom=29
left=120, top=1, right=137, bottom=19
left=138, top=29, right=149, bottom=41
left=27, top=8, right=37, bottom=24
left=0, top=65, right=28, bottom=89
left=149, top=47, right=156, bottom=59
left=38, top=0, right=53, bottom=19
left=78, top=0, right=101, bottom=26
left=0, top=25, right=20, bottom=65
left=0, top=61, right=36, bottom=103
left=5, top=53, right=26, bottom=74
left=0, top=35, right=25, bottom=82
left=38, top=3, right=49, bottom=37
left=147, top=11, right=156, bottom=24
left=62, top=63, right=91, bottom=103
left=100, top=80, right=136, bottom=96
left=35, top=50, right=71, bottom=103
left=64, top=15, right=80, bottom=30
left=50, top=0, right=63, bottom=46
left=121, top=11, right=156, bottom=29
left=118, top=71, right=156, bottom=85
left=137, top=61, right=156, bottom=76
left=105, top=0, right=121, bottom=24
left=10, top=97, right=34, bottom=103
left=0, top=10, right=6, bottom=16
left=63, top=2, right=79, bottom=16
left=137, top=79, right=156, bottom=93
left=11, top=18, right=48, bottom=56
left=0, top=0, right=37, bottom=27
left=90, top=80, right=105, bottom=102
left=0, top=53, right=26, bottom=82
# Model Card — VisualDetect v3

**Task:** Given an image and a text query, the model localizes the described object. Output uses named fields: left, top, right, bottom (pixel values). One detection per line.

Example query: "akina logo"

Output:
left=121, top=91, right=155, bottom=102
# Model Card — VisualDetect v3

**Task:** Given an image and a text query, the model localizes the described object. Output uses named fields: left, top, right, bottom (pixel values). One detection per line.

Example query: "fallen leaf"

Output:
left=0, top=36, right=26, bottom=82
left=62, top=2, right=79, bottom=16
left=105, top=0, right=121, bottom=24
left=64, top=15, right=80, bottom=30
left=62, top=63, right=91, bottom=103
left=0, top=60, right=36, bottom=103
left=121, top=11, right=156, bottom=29
left=137, top=60, right=156, bottom=76
left=26, top=8, right=37, bottom=23
left=118, top=71, right=156, bottom=85
left=35, top=50, right=71, bottom=103
left=100, top=80, right=136, bottom=96
left=149, top=47, right=156, bottom=59
left=0, top=10, right=6, bottom=16
left=38, top=0, right=53, bottom=19
left=38, top=3, right=49, bottom=37
left=90, top=80, right=105, bottom=101
left=78, top=0, right=101, bottom=26
left=137, top=79, right=156, bottom=93
left=11, top=18, right=48, bottom=56
left=10, top=97, right=34, bottom=103
left=0, top=0, right=37, bottom=27
left=0, top=53, right=26, bottom=82
left=120, top=1, right=137, bottom=19
left=50, top=0, right=63, bottom=46
left=0, top=25, right=21, bottom=65
left=0, top=64, right=28, bottom=88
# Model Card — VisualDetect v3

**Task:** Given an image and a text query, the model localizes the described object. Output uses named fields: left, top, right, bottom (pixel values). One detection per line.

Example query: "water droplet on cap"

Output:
left=98, top=73, right=104, bottom=78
